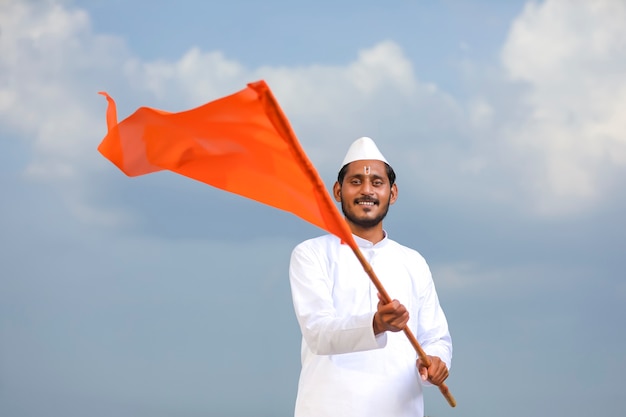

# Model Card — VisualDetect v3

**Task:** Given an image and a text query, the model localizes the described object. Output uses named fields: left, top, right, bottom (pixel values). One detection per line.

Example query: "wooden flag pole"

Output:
left=352, top=246, right=457, bottom=408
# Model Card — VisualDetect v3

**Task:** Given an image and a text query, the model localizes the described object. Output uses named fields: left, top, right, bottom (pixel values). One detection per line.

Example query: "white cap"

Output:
left=341, top=136, right=389, bottom=166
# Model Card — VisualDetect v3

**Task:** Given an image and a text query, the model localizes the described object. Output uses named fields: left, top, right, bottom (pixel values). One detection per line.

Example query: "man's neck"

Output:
left=350, top=224, right=385, bottom=244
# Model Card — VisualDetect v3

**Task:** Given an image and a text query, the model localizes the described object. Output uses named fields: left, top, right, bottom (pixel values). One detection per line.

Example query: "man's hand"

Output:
left=416, top=355, right=449, bottom=386
left=373, top=294, right=409, bottom=335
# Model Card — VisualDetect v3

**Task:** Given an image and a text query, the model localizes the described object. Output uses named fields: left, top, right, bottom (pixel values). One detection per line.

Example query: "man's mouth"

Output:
left=355, top=199, right=378, bottom=206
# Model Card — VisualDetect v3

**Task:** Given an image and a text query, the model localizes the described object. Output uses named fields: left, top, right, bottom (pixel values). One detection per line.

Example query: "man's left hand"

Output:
left=416, top=355, right=449, bottom=386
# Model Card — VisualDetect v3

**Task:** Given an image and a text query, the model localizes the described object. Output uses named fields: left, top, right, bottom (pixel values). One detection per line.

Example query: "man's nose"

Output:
left=360, top=181, right=373, bottom=195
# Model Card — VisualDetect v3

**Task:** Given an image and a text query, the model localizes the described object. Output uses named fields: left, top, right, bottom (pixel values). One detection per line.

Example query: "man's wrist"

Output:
left=373, top=312, right=383, bottom=335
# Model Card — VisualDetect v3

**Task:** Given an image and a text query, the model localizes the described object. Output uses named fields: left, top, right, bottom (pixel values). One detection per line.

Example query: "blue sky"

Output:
left=1, top=0, right=625, bottom=416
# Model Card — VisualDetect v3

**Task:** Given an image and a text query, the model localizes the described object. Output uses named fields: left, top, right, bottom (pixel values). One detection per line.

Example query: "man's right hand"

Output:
left=373, top=294, right=409, bottom=335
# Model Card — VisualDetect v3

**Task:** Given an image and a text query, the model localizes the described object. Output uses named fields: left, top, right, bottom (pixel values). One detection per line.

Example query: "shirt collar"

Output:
left=353, top=230, right=390, bottom=249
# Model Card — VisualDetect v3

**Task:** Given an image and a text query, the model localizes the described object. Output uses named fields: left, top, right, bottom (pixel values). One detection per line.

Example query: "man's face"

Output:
left=333, top=159, right=397, bottom=229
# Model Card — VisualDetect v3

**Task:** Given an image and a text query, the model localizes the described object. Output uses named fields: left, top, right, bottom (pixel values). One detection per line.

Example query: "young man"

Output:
left=289, top=137, right=452, bottom=417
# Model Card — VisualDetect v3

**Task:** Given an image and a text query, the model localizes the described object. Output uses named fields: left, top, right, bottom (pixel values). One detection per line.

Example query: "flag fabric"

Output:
left=98, top=80, right=357, bottom=250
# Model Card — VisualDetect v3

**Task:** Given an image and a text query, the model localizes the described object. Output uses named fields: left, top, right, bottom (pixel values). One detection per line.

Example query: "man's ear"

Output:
left=390, top=183, right=398, bottom=205
left=333, top=181, right=342, bottom=202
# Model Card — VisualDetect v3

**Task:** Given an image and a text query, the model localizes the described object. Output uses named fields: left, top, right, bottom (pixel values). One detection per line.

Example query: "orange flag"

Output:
left=98, top=80, right=357, bottom=250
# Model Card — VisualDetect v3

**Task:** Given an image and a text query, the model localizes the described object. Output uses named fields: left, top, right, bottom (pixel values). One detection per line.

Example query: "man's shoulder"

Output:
left=293, top=233, right=340, bottom=251
left=384, top=237, right=428, bottom=263
left=290, top=234, right=343, bottom=268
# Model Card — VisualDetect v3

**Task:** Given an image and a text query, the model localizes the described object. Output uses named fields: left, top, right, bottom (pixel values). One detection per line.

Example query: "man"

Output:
left=289, top=137, right=452, bottom=417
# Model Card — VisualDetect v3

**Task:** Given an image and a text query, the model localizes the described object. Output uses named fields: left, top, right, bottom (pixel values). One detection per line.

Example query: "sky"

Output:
left=1, top=0, right=625, bottom=416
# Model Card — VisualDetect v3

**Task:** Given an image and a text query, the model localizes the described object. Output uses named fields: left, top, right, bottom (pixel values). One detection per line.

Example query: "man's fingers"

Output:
left=376, top=299, right=409, bottom=332
left=430, top=370, right=449, bottom=386
left=390, top=313, right=409, bottom=328
left=416, top=356, right=449, bottom=386
left=381, top=310, right=409, bottom=330
left=419, top=366, right=428, bottom=381
left=379, top=299, right=400, bottom=312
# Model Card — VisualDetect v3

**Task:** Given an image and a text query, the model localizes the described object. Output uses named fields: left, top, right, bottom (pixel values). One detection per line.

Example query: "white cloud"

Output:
left=124, top=48, right=248, bottom=106
left=0, top=0, right=128, bottom=178
left=500, top=0, right=626, bottom=214
left=123, top=39, right=432, bottom=168
left=0, top=0, right=134, bottom=225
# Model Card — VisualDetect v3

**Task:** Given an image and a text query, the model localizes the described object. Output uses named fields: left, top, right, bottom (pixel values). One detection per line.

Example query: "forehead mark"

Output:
left=364, top=166, right=371, bottom=175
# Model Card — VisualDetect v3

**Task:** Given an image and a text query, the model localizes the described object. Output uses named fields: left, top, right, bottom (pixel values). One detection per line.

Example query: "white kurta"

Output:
left=289, top=233, right=452, bottom=417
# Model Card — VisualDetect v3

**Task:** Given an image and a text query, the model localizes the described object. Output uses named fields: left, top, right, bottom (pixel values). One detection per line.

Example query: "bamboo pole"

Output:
left=352, top=246, right=457, bottom=408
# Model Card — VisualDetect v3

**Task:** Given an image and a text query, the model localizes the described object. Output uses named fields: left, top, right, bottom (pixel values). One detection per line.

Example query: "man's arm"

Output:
left=289, top=241, right=386, bottom=355
left=415, top=274, right=452, bottom=386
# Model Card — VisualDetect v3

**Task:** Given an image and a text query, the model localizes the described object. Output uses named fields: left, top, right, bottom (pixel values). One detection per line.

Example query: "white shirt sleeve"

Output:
left=416, top=267, right=453, bottom=371
left=289, top=241, right=386, bottom=355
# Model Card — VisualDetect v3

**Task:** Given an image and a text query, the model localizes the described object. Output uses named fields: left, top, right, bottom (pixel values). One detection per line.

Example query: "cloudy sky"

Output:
left=1, top=0, right=625, bottom=416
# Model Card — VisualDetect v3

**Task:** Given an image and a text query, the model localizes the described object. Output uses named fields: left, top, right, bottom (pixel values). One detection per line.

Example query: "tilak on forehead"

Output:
left=341, top=137, right=389, bottom=171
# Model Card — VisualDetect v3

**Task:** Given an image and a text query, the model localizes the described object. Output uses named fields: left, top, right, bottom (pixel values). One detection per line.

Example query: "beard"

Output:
left=340, top=196, right=391, bottom=229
